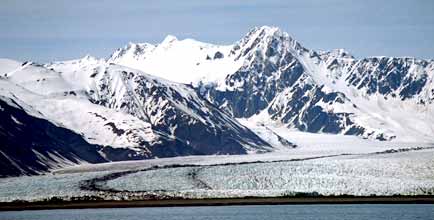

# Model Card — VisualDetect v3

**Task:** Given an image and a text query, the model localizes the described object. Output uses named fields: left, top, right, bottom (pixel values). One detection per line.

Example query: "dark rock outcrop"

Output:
left=0, top=97, right=107, bottom=177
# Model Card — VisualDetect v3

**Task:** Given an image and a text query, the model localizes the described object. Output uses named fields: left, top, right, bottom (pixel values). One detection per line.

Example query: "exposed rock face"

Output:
left=213, top=51, right=224, bottom=59
left=195, top=27, right=434, bottom=141
left=89, top=65, right=271, bottom=155
left=344, top=57, right=432, bottom=101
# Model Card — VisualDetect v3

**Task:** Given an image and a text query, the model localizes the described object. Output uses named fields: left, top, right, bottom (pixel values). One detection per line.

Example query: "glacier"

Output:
left=0, top=26, right=433, bottom=200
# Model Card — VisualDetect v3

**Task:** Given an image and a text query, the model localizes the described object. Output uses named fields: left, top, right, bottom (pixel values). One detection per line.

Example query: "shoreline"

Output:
left=1, top=196, right=433, bottom=211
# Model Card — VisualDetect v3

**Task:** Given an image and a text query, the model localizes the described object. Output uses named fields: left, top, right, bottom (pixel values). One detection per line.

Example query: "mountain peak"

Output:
left=254, top=25, right=281, bottom=34
left=81, top=54, right=97, bottom=61
left=108, top=42, right=155, bottom=62
left=242, top=26, right=288, bottom=42
left=161, top=34, right=178, bottom=45
left=230, top=25, right=305, bottom=61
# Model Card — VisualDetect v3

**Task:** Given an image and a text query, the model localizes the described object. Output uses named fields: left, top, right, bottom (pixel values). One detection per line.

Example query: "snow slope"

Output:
left=0, top=93, right=107, bottom=176
left=0, top=56, right=272, bottom=175
left=108, top=37, right=243, bottom=86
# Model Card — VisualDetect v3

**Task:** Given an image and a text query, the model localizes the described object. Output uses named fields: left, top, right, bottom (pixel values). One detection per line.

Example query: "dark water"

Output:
left=0, top=204, right=433, bottom=220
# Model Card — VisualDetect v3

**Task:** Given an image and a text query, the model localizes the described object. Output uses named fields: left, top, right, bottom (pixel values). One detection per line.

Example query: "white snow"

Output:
left=0, top=59, right=23, bottom=77
left=0, top=63, right=160, bottom=150
left=108, top=37, right=243, bottom=86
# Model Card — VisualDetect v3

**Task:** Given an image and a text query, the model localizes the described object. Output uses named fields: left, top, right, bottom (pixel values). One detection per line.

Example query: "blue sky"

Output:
left=1, top=0, right=434, bottom=62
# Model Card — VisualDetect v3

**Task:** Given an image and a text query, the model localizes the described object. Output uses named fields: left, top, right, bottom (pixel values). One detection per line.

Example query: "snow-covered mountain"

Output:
left=1, top=26, right=433, bottom=176
left=0, top=57, right=273, bottom=176
left=109, top=26, right=434, bottom=142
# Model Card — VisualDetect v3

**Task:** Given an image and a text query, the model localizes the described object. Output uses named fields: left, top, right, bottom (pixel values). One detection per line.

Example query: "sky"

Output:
left=1, top=0, right=434, bottom=63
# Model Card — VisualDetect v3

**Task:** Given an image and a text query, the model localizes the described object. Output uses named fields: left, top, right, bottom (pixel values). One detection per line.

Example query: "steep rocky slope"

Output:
left=108, top=26, right=434, bottom=141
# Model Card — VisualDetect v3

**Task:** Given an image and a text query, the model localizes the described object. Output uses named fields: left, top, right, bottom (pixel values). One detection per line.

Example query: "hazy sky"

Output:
left=1, top=0, right=434, bottom=62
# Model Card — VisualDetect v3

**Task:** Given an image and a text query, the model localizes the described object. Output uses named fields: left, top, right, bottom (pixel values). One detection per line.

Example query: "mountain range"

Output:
left=1, top=26, right=433, bottom=176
